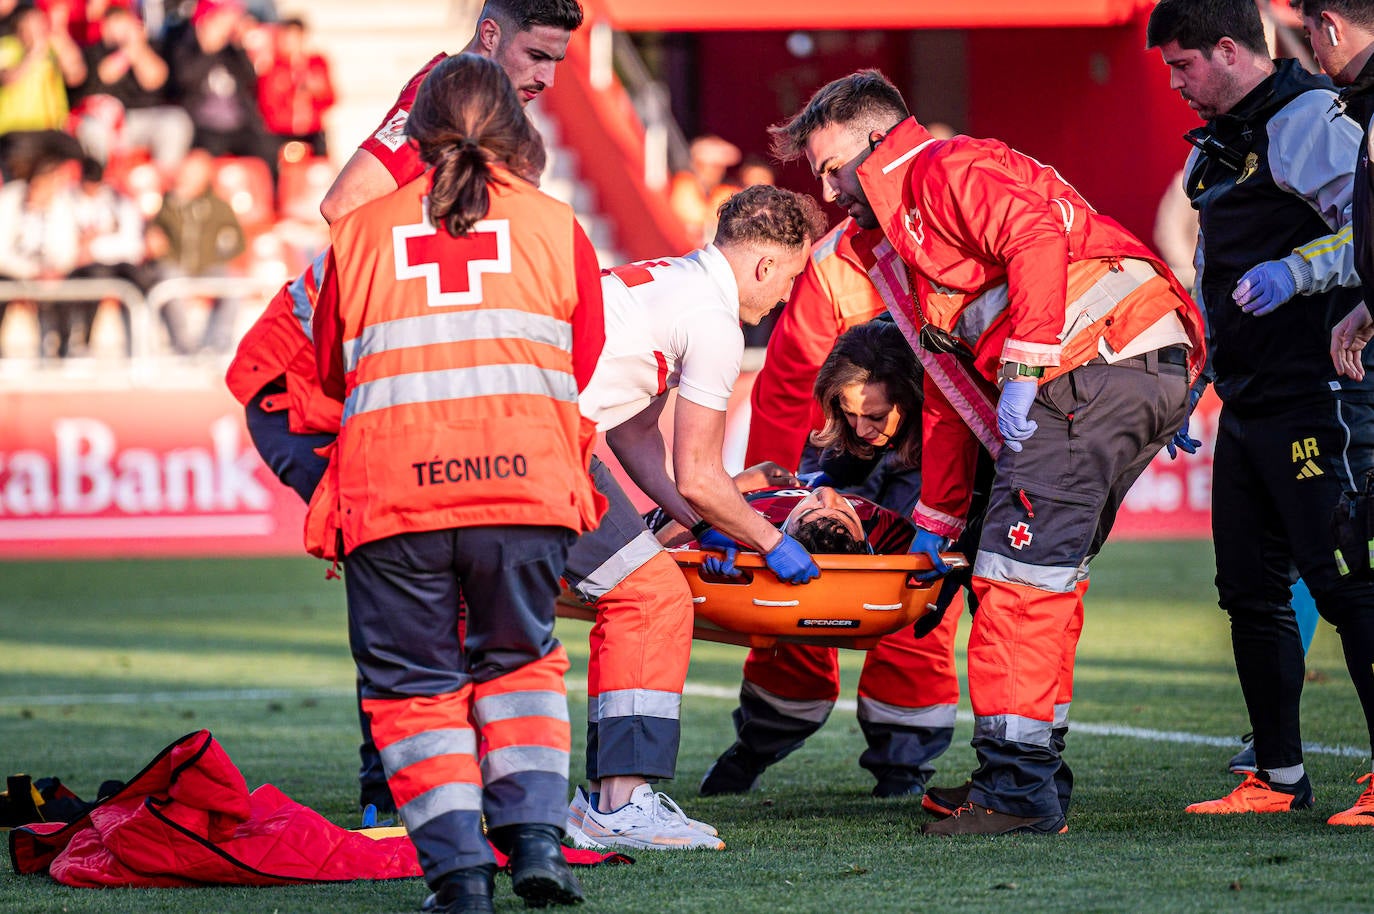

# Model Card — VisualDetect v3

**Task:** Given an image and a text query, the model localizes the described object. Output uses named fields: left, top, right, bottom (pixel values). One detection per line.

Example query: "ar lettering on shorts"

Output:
left=1291, top=437, right=1324, bottom=481
left=412, top=455, right=529, bottom=486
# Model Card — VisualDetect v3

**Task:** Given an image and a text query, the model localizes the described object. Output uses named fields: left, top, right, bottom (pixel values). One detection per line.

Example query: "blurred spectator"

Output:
left=70, top=5, right=193, bottom=174
left=0, top=0, right=23, bottom=36
left=0, top=150, right=87, bottom=357
left=670, top=134, right=740, bottom=243
left=0, top=3, right=87, bottom=133
left=256, top=15, right=332, bottom=158
left=736, top=155, right=775, bottom=188
left=165, top=0, right=275, bottom=178
left=145, top=147, right=244, bottom=353
left=68, top=154, right=150, bottom=352
left=1153, top=168, right=1199, bottom=293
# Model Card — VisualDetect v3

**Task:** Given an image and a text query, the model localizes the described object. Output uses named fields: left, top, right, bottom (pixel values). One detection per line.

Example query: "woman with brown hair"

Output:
left=312, top=53, right=604, bottom=913
left=806, top=318, right=923, bottom=514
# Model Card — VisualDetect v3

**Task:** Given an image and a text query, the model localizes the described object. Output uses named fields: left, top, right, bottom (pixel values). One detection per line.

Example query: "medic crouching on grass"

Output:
left=771, top=69, right=1206, bottom=835
left=310, top=54, right=602, bottom=912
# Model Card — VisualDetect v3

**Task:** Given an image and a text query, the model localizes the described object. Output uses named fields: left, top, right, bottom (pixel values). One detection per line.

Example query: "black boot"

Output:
left=429, top=864, right=496, bottom=914
left=492, top=824, right=584, bottom=908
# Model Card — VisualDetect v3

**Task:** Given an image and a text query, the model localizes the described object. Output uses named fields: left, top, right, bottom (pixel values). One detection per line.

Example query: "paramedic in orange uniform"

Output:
left=775, top=70, right=1206, bottom=836
left=312, top=55, right=603, bottom=912
left=224, top=0, right=587, bottom=822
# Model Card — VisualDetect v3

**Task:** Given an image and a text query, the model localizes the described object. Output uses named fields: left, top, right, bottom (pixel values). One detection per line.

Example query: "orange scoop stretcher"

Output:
left=557, top=549, right=969, bottom=650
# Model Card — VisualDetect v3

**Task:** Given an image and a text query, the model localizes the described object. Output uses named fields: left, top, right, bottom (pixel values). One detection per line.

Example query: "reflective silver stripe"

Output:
left=379, top=727, right=477, bottom=774
left=742, top=680, right=833, bottom=725
left=1059, top=258, right=1155, bottom=347
left=480, top=744, right=570, bottom=782
left=857, top=695, right=957, bottom=729
left=344, top=309, right=573, bottom=373
left=341, top=364, right=577, bottom=425
left=290, top=249, right=329, bottom=342
left=974, top=551, right=1080, bottom=594
left=400, top=781, right=483, bottom=831
left=1054, top=702, right=1071, bottom=730
left=598, top=688, right=681, bottom=722
left=572, top=530, right=663, bottom=601
left=949, top=284, right=1010, bottom=348
left=473, top=690, right=569, bottom=727
left=974, top=713, right=1053, bottom=747
left=946, top=258, right=1155, bottom=353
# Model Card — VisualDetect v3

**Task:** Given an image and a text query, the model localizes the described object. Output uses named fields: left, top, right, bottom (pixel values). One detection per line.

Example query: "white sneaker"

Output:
left=573, top=784, right=725, bottom=850
left=565, top=786, right=606, bottom=850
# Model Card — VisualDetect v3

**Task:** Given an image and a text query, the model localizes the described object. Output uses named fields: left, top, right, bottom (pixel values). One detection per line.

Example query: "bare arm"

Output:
left=604, top=398, right=699, bottom=528
left=320, top=148, right=398, bottom=224
left=671, top=397, right=784, bottom=555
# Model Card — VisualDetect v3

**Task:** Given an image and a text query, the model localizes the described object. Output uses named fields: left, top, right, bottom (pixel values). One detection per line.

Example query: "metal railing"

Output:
left=0, top=275, right=283, bottom=385
left=585, top=20, right=690, bottom=192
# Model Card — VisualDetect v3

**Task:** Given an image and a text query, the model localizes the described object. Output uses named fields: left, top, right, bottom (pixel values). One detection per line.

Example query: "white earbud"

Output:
left=1328, top=23, right=1340, bottom=45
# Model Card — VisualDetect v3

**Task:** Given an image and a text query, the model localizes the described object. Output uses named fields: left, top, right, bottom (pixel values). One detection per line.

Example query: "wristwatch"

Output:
left=999, top=361, right=1045, bottom=383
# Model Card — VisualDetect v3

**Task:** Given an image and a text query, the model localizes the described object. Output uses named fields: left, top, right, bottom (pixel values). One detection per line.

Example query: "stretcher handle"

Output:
left=904, top=552, right=969, bottom=589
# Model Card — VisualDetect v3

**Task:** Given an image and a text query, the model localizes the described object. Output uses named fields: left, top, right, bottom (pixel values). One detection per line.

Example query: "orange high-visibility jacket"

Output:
left=225, top=252, right=343, bottom=435
left=855, top=117, right=1208, bottom=537
left=313, top=168, right=607, bottom=552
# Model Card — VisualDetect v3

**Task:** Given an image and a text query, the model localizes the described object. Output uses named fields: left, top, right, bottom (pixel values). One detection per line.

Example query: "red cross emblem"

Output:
left=1008, top=521, right=1033, bottom=550
left=393, top=202, right=511, bottom=307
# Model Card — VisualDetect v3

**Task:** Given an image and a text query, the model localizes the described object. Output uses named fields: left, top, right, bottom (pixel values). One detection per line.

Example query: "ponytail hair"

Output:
left=405, top=53, right=546, bottom=236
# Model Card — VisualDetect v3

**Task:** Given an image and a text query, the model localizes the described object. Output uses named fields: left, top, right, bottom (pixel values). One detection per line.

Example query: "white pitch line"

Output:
left=4, top=682, right=1368, bottom=760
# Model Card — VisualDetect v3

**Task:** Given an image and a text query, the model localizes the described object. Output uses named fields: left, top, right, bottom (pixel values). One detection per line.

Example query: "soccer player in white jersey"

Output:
left=565, top=184, right=830, bottom=849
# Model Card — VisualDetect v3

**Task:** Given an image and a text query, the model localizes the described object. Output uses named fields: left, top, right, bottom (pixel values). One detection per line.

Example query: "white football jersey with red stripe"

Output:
left=579, top=244, right=744, bottom=431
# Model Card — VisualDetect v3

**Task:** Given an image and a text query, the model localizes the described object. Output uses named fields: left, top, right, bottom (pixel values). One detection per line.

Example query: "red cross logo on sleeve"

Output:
left=1008, top=521, right=1034, bottom=550
left=393, top=200, right=511, bottom=307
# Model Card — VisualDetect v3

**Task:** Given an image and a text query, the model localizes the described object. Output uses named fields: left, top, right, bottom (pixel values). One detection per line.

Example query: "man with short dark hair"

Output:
left=1147, top=0, right=1374, bottom=825
left=772, top=68, right=1206, bottom=836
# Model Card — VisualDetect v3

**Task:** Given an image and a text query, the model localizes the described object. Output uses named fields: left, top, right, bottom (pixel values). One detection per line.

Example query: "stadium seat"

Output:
left=114, top=159, right=165, bottom=220
left=277, top=152, right=333, bottom=224
left=211, top=156, right=276, bottom=232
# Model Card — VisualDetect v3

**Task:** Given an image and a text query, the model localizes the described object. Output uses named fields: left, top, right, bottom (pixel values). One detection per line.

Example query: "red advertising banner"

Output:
left=0, top=377, right=1219, bottom=560
left=0, top=387, right=305, bottom=559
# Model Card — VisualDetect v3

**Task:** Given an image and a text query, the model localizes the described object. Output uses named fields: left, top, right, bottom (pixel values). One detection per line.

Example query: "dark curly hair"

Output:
left=791, top=515, right=866, bottom=555
left=810, top=320, right=922, bottom=468
left=405, top=53, right=546, bottom=237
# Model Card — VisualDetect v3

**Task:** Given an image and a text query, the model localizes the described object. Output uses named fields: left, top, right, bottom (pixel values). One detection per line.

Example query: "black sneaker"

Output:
left=1227, top=732, right=1257, bottom=774
left=699, top=743, right=768, bottom=796
left=922, top=802, right=1067, bottom=836
left=920, top=781, right=971, bottom=817
left=872, top=776, right=926, bottom=799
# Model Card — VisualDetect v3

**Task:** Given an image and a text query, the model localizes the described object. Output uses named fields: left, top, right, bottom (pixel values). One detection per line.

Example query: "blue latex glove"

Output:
left=1166, top=385, right=1204, bottom=459
left=1233, top=260, right=1297, bottom=316
left=697, top=527, right=742, bottom=578
left=997, top=376, right=1039, bottom=453
left=797, top=470, right=832, bottom=488
left=764, top=533, right=820, bottom=584
left=908, top=528, right=951, bottom=583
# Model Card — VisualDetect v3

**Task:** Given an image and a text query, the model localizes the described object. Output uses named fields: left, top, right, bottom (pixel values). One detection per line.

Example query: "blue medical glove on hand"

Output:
left=1233, top=260, right=1297, bottom=316
left=797, top=470, right=832, bottom=488
left=909, top=528, right=951, bottom=583
left=997, top=377, right=1039, bottom=453
left=1166, top=385, right=1204, bottom=460
left=765, top=534, right=820, bottom=584
left=697, top=527, right=742, bottom=578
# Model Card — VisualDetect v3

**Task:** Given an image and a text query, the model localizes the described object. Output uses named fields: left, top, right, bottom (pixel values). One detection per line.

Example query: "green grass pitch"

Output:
left=1, top=540, right=1371, bottom=914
